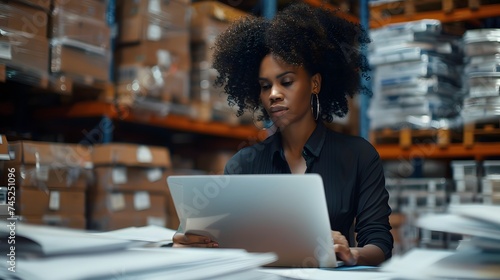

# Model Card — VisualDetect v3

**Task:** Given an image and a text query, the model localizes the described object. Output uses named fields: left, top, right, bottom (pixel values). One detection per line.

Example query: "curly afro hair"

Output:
left=212, top=2, right=371, bottom=122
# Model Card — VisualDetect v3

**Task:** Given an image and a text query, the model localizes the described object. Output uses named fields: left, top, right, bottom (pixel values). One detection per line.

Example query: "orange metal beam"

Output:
left=371, top=4, right=500, bottom=28
left=302, top=0, right=360, bottom=23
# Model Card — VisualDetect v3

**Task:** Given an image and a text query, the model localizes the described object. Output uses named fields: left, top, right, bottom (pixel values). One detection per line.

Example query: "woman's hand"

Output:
left=172, top=232, right=219, bottom=248
left=331, top=231, right=358, bottom=266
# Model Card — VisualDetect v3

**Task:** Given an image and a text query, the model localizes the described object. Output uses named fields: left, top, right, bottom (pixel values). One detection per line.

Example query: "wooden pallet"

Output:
left=370, top=0, right=490, bottom=19
left=49, top=73, right=115, bottom=103
left=0, top=63, right=50, bottom=89
left=463, top=117, right=500, bottom=147
left=370, top=126, right=461, bottom=149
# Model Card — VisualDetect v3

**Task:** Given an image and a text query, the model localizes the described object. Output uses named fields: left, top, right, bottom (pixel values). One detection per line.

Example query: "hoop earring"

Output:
left=252, top=107, right=274, bottom=130
left=311, top=93, right=320, bottom=121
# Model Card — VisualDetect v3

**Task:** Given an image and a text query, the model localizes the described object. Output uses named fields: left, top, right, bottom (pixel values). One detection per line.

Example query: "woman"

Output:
left=173, top=3, right=393, bottom=266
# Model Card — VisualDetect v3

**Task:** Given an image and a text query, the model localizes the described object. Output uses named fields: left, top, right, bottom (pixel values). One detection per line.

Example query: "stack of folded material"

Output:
left=380, top=204, right=500, bottom=279
left=368, top=19, right=463, bottom=131
left=0, top=222, right=278, bottom=280
left=461, top=29, right=500, bottom=123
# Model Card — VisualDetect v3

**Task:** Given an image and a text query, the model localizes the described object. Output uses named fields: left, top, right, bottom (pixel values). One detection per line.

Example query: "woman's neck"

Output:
left=280, top=120, right=317, bottom=156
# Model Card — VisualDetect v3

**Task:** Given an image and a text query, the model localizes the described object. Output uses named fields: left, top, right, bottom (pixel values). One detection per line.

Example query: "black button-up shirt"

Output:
left=224, top=122, right=394, bottom=260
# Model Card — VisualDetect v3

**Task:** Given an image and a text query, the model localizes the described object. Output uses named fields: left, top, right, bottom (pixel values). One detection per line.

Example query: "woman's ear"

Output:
left=312, top=73, right=322, bottom=93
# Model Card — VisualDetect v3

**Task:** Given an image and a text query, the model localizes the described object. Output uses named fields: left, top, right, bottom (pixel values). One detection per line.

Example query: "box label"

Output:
left=147, top=168, right=163, bottom=182
left=137, top=146, right=153, bottom=163
left=134, top=191, right=150, bottom=211
left=36, top=165, right=50, bottom=182
left=110, top=193, right=126, bottom=211
left=0, top=42, right=12, bottom=60
left=112, top=167, right=128, bottom=184
left=49, top=191, right=60, bottom=211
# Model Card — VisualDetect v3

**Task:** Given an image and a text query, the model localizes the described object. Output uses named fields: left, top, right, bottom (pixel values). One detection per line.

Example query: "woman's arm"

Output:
left=332, top=231, right=385, bottom=266
left=352, top=141, right=394, bottom=265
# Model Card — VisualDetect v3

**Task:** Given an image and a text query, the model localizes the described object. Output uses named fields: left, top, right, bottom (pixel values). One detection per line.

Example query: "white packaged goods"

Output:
left=467, top=73, right=500, bottom=98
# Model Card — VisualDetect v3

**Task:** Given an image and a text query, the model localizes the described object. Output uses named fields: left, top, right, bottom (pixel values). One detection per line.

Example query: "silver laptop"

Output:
left=167, top=174, right=343, bottom=268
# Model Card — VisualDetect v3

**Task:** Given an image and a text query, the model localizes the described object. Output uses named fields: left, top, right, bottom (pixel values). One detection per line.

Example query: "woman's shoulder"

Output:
left=224, top=134, right=276, bottom=174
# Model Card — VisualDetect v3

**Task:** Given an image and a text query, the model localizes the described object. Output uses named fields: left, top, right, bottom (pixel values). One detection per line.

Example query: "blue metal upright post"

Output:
left=359, top=0, right=371, bottom=140
left=107, top=0, right=116, bottom=83
left=261, top=0, right=277, bottom=19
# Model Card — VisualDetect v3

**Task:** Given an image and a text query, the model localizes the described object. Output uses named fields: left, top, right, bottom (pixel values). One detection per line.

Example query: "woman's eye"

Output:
left=261, top=84, right=271, bottom=90
left=282, top=80, right=293, bottom=86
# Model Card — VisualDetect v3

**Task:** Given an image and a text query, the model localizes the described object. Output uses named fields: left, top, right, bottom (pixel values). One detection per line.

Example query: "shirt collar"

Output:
left=270, top=122, right=327, bottom=162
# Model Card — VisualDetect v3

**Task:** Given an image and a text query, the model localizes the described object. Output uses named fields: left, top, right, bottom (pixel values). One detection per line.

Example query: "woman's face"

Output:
left=258, top=54, right=320, bottom=129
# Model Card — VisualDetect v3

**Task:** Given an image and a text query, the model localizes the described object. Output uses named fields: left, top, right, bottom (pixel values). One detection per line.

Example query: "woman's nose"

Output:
left=269, top=86, right=283, bottom=102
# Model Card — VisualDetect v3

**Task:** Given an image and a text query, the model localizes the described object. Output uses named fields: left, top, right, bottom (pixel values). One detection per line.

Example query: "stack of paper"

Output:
left=0, top=222, right=278, bottom=280
left=380, top=204, right=500, bottom=279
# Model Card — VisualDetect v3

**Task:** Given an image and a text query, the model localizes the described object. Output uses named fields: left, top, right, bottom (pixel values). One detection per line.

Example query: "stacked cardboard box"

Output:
left=88, top=143, right=173, bottom=230
left=49, top=0, right=111, bottom=83
left=0, top=1, right=50, bottom=86
left=1, top=141, right=92, bottom=229
left=116, top=0, right=192, bottom=107
left=0, top=135, right=11, bottom=218
left=190, top=1, right=248, bottom=123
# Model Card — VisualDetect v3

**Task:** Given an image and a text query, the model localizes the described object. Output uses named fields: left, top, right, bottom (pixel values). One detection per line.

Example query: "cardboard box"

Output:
left=93, top=166, right=168, bottom=193
left=20, top=215, right=86, bottom=229
left=116, top=31, right=190, bottom=71
left=196, top=151, right=233, bottom=174
left=190, top=1, right=249, bottom=43
left=89, top=211, right=167, bottom=231
left=0, top=2, right=48, bottom=39
left=0, top=34, right=49, bottom=76
left=51, top=11, right=111, bottom=49
left=51, top=42, right=110, bottom=82
left=163, top=69, right=190, bottom=104
left=16, top=0, right=51, bottom=11
left=2, top=165, right=89, bottom=190
left=119, top=12, right=190, bottom=44
left=92, top=143, right=171, bottom=168
left=52, top=0, right=107, bottom=22
left=18, top=188, right=85, bottom=216
left=116, top=66, right=190, bottom=105
left=8, top=141, right=92, bottom=168
left=88, top=191, right=166, bottom=216
left=118, top=0, right=190, bottom=43
left=0, top=135, right=9, bottom=161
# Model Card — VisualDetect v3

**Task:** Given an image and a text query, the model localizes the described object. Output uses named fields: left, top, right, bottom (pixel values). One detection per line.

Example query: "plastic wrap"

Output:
left=50, top=40, right=110, bottom=82
left=116, top=31, right=190, bottom=70
left=0, top=2, right=48, bottom=38
left=462, top=96, right=500, bottom=120
left=369, top=106, right=459, bottom=130
left=371, top=40, right=455, bottom=56
left=190, top=1, right=249, bottom=43
left=465, top=55, right=500, bottom=74
left=375, top=56, right=461, bottom=84
left=52, top=0, right=107, bottom=21
left=0, top=33, right=49, bottom=85
left=51, top=10, right=110, bottom=49
left=375, top=75, right=461, bottom=97
left=463, top=29, right=500, bottom=57
left=119, top=0, right=190, bottom=43
left=117, top=65, right=190, bottom=105
left=370, top=19, right=442, bottom=42
left=467, top=73, right=500, bottom=98
left=369, top=47, right=461, bottom=66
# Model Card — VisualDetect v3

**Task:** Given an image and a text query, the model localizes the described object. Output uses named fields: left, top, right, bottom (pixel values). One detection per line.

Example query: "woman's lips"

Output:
left=270, top=105, right=288, bottom=118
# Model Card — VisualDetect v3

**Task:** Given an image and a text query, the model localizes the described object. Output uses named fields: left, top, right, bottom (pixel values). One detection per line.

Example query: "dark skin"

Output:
left=173, top=55, right=386, bottom=266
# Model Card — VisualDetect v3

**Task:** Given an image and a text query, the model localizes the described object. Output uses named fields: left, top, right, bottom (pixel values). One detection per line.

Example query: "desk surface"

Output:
left=260, top=267, right=392, bottom=280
